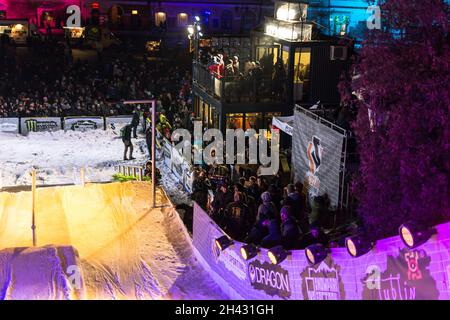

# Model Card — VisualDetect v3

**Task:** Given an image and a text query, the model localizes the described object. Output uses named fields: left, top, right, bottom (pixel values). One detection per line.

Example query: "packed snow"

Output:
left=0, top=129, right=226, bottom=300
left=0, top=130, right=149, bottom=188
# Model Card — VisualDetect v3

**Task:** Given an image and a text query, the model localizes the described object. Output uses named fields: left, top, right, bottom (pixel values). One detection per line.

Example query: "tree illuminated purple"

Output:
left=342, top=0, right=450, bottom=239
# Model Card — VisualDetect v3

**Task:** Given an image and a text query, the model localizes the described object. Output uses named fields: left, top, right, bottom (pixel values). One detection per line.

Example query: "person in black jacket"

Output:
left=223, top=192, right=251, bottom=241
left=122, top=124, right=135, bottom=161
left=131, top=110, right=140, bottom=139
left=211, top=182, right=233, bottom=223
left=280, top=205, right=301, bottom=249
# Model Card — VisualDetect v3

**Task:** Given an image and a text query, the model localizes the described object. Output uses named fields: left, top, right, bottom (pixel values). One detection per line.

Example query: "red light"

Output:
left=92, top=2, right=100, bottom=9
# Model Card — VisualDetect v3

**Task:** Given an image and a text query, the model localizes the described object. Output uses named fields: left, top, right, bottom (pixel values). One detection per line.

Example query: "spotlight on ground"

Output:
left=267, top=246, right=289, bottom=265
left=399, top=222, right=434, bottom=249
left=305, top=244, right=328, bottom=265
left=345, top=235, right=374, bottom=258
left=215, top=236, right=233, bottom=251
left=240, top=244, right=259, bottom=260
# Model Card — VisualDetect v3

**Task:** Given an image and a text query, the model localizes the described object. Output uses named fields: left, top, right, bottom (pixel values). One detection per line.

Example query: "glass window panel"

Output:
left=226, top=113, right=244, bottom=130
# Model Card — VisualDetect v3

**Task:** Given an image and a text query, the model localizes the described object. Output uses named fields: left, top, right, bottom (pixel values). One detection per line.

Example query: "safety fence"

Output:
left=192, top=202, right=450, bottom=300
left=155, top=132, right=194, bottom=193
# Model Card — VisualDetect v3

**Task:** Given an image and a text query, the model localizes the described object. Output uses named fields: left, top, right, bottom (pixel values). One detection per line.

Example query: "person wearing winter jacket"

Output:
left=283, top=184, right=304, bottom=222
left=256, top=191, right=278, bottom=222
left=211, top=182, right=233, bottom=223
left=223, top=192, right=251, bottom=241
left=131, top=110, right=140, bottom=138
left=280, top=206, right=301, bottom=249
left=261, top=219, right=282, bottom=248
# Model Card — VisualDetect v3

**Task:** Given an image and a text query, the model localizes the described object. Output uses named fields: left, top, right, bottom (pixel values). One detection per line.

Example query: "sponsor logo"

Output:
left=71, top=120, right=98, bottom=131
left=362, top=248, right=438, bottom=300
left=300, top=256, right=345, bottom=300
left=25, top=119, right=58, bottom=132
left=211, top=238, right=247, bottom=281
left=307, top=135, right=322, bottom=174
left=0, top=122, right=18, bottom=132
left=248, top=260, right=291, bottom=298
left=305, top=135, right=323, bottom=198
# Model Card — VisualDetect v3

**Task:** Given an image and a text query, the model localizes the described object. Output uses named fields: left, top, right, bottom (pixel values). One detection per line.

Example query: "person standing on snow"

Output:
left=131, top=110, right=140, bottom=139
left=121, top=124, right=135, bottom=161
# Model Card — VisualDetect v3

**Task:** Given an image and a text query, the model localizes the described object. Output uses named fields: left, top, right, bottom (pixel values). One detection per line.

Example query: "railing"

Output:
left=193, top=61, right=287, bottom=104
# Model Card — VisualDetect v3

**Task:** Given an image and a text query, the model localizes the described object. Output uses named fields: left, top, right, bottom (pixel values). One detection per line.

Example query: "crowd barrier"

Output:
left=155, top=132, right=194, bottom=193
left=192, top=203, right=450, bottom=300
left=0, top=115, right=145, bottom=135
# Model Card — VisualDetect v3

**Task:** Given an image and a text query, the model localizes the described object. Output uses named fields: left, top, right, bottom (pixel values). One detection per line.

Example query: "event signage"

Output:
left=64, top=117, right=104, bottom=131
left=20, top=117, right=61, bottom=134
left=292, top=108, right=345, bottom=207
left=361, top=248, right=439, bottom=300
left=212, top=241, right=247, bottom=281
left=0, top=118, right=19, bottom=133
left=248, top=260, right=291, bottom=299
left=300, top=257, right=345, bottom=300
left=192, top=203, right=450, bottom=300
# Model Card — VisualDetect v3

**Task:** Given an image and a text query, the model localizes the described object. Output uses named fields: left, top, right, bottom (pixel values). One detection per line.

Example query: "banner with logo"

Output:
left=105, top=116, right=133, bottom=135
left=292, top=108, right=345, bottom=207
left=105, top=116, right=144, bottom=135
left=0, top=118, right=19, bottom=133
left=20, top=117, right=61, bottom=134
left=64, top=117, right=104, bottom=131
left=192, top=203, right=450, bottom=300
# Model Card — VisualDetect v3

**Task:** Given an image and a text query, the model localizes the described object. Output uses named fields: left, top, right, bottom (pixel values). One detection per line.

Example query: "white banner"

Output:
left=0, top=118, right=20, bottom=133
left=20, top=117, right=62, bottom=134
left=64, top=117, right=104, bottom=131
left=105, top=115, right=144, bottom=135
left=272, top=116, right=294, bottom=136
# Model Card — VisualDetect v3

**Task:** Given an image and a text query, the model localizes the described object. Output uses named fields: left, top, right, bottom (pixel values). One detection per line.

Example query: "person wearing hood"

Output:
left=211, top=182, right=233, bottom=222
left=280, top=205, right=301, bottom=249
left=283, top=183, right=304, bottom=221
left=256, top=191, right=278, bottom=222
left=261, top=219, right=281, bottom=248
left=223, top=192, right=251, bottom=241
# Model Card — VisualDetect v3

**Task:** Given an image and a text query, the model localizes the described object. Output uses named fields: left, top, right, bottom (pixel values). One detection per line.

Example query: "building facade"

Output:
left=192, top=1, right=353, bottom=133
left=0, top=0, right=273, bottom=35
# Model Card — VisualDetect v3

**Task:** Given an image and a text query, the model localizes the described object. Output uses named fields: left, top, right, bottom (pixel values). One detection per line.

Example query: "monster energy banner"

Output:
left=21, top=117, right=61, bottom=134
left=0, top=118, right=19, bottom=133
left=292, top=108, right=345, bottom=207
left=64, top=117, right=104, bottom=131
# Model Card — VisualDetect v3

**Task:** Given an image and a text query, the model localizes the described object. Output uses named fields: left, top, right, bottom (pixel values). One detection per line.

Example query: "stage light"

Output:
left=196, top=25, right=201, bottom=31
left=267, top=246, right=288, bottom=265
left=195, top=16, right=200, bottom=22
left=215, top=236, right=233, bottom=251
left=240, top=244, right=259, bottom=260
left=198, top=32, right=203, bottom=37
left=187, top=25, right=194, bottom=35
left=399, top=223, right=434, bottom=248
left=345, top=235, right=374, bottom=258
left=305, top=244, right=327, bottom=265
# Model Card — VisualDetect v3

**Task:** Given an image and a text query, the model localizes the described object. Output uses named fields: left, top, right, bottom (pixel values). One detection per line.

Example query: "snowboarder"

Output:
left=121, top=124, right=135, bottom=161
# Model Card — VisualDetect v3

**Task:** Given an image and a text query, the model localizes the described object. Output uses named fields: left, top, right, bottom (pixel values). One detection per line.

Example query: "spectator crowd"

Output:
left=190, top=163, right=349, bottom=251
left=0, top=35, right=193, bottom=124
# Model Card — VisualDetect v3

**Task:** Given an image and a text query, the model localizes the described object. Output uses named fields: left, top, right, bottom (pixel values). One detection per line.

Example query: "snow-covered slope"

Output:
left=0, top=182, right=227, bottom=300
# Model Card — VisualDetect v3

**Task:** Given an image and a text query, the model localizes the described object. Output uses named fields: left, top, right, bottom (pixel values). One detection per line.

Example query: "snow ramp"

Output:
left=0, top=182, right=227, bottom=300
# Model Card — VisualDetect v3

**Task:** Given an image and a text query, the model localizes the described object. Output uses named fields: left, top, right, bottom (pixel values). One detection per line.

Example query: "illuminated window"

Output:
left=155, top=12, right=166, bottom=27
left=226, top=113, right=244, bottom=130
left=177, top=13, right=188, bottom=27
